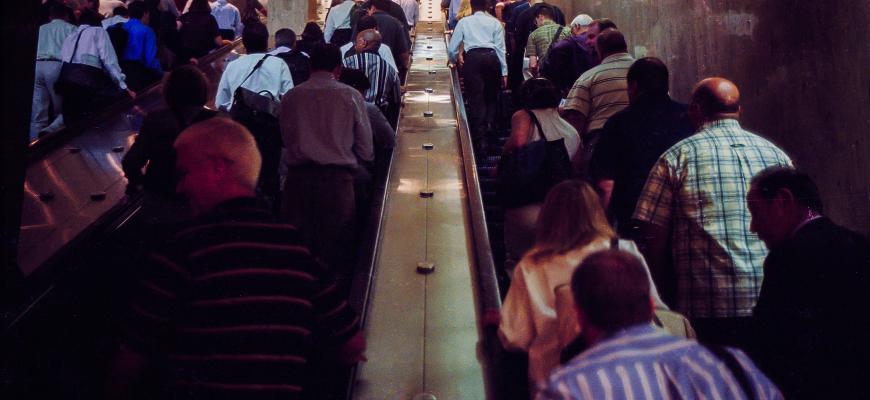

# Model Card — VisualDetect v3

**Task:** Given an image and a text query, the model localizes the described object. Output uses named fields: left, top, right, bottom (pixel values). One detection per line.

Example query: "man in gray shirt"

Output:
left=280, top=43, right=374, bottom=278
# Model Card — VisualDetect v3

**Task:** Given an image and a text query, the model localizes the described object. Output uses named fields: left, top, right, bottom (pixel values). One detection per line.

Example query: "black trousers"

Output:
left=462, top=48, right=501, bottom=142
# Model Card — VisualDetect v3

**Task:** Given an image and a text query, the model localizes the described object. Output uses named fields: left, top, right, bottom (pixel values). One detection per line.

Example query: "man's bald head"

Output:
left=595, top=28, right=628, bottom=59
left=354, top=29, right=382, bottom=53
left=174, top=118, right=262, bottom=214
left=691, top=77, right=741, bottom=122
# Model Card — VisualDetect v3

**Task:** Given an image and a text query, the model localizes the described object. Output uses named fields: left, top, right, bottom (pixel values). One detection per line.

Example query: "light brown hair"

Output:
left=530, top=180, right=615, bottom=263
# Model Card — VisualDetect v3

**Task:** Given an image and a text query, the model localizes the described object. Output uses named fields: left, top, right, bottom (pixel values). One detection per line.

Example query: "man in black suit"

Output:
left=747, top=166, right=870, bottom=399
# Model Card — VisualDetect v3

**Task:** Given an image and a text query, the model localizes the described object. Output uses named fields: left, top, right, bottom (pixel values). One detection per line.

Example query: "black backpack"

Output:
left=106, top=22, right=128, bottom=59
left=538, top=26, right=565, bottom=80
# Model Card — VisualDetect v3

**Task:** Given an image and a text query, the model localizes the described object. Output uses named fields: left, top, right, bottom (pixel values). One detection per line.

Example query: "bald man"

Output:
left=342, top=29, right=401, bottom=124
left=108, top=118, right=365, bottom=398
left=632, top=78, right=793, bottom=347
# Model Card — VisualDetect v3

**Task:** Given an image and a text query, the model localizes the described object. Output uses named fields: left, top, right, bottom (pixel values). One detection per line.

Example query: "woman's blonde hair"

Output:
left=530, top=180, right=615, bottom=262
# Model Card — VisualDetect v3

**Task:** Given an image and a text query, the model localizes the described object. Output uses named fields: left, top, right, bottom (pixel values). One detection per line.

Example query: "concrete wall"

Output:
left=549, top=0, right=870, bottom=235
left=267, top=0, right=309, bottom=37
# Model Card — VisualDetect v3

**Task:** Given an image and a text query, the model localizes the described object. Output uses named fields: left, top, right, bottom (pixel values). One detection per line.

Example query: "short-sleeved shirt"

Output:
left=563, top=53, right=634, bottom=133
left=524, top=21, right=570, bottom=59
left=633, top=119, right=793, bottom=318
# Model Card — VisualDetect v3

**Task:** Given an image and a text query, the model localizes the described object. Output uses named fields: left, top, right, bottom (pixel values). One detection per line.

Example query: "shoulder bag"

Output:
left=497, top=109, right=572, bottom=208
left=538, top=26, right=565, bottom=80
left=230, top=55, right=281, bottom=127
left=55, top=28, right=114, bottom=95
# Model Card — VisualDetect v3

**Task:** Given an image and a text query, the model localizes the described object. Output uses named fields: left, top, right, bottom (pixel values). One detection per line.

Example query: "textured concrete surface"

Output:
left=549, top=0, right=870, bottom=235
left=267, top=0, right=309, bottom=37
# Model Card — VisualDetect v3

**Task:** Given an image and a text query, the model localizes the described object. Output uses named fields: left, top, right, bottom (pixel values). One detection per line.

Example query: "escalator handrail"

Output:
left=443, top=30, right=502, bottom=318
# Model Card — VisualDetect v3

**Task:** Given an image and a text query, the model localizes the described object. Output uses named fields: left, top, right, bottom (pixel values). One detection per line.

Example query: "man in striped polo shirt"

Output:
left=107, top=118, right=365, bottom=399
left=538, top=250, right=782, bottom=400
left=561, top=28, right=633, bottom=175
left=633, top=78, right=792, bottom=347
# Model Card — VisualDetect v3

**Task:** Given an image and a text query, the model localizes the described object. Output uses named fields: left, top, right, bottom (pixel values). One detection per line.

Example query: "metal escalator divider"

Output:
left=350, top=9, right=490, bottom=399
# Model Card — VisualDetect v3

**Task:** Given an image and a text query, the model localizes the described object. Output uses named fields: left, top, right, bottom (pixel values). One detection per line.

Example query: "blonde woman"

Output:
left=498, top=180, right=667, bottom=392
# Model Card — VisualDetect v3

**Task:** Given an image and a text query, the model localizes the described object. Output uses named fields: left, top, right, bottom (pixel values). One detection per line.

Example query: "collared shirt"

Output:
left=342, top=51, right=401, bottom=109
left=590, top=94, right=693, bottom=234
left=538, top=324, right=783, bottom=400
left=323, top=0, right=355, bottom=42
left=280, top=71, right=374, bottom=168
left=60, top=26, right=128, bottom=90
left=37, top=19, right=77, bottom=61
left=525, top=20, right=570, bottom=59
left=394, top=0, right=419, bottom=27
left=448, top=11, right=508, bottom=75
left=340, top=41, right=397, bottom=71
left=211, top=0, right=242, bottom=36
left=215, top=53, right=294, bottom=111
left=564, top=52, right=634, bottom=133
left=101, top=15, right=129, bottom=29
left=633, top=119, right=793, bottom=318
left=122, top=18, right=163, bottom=73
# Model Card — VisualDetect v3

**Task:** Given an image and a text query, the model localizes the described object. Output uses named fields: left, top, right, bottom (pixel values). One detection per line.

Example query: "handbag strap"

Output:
left=545, top=26, right=564, bottom=59
left=525, top=109, right=545, bottom=144
left=67, top=28, right=87, bottom=63
left=238, top=54, right=271, bottom=88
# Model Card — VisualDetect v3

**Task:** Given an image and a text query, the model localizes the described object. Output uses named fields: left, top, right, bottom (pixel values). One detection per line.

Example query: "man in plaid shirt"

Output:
left=633, top=77, right=792, bottom=346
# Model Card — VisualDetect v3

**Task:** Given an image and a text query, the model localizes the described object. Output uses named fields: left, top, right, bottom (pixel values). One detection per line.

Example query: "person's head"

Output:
left=585, top=18, right=617, bottom=48
left=77, top=7, right=103, bottom=26
left=275, top=28, right=297, bottom=49
left=368, top=0, right=390, bottom=14
left=689, top=77, right=741, bottom=129
left=627, top=57, right=669, bottom=103
left=49, top=4, right=72, bottom=21
left=301, top=21, right=324, bottom=43
left=188, top=0, right=211, bottom=13
left=242, top=21, right=269, bottom=53
left=571, top=250, right=654, bottom=337
left=517, top=78, right=562, bottom=110
left=470, top=0, right=488, bottom=13
left=354, top=29, right=382, bottom=52
left=162, top=65, right=209, bottom=111
left=113, top=5, right=128, bottom=18
left=570, top=14, right=593, bottom=36
left=357, top=15, right=379, bottom=32
left=748, top=167, right=823, bottom=249
left=534, top=5, right=555, bottom=27
left=309, top=43, right=343, bottom=77
left=595, top=28, right=627, bottom=60
left=143, top=0, right=160, bottom=11
left=532, top=180, right=616, bottom=262
left=339, top=67, right=372, bottom=95
left=174, top=118, right=262, bottom=215
left=127, top=1, right=149, bottom=22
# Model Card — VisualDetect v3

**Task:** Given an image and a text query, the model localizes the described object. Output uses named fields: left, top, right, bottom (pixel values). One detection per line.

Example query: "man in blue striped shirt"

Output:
left=538, top=250, right=782, bottom=400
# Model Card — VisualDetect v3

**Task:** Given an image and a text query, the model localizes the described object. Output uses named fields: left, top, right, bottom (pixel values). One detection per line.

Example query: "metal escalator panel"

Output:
left=351, top=16, right=489, bottom=400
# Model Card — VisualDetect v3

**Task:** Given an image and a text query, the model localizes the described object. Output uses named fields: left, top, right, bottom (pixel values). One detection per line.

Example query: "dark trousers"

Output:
left=463, top=48, right=501, bottom=143
left=218, top=29, right=235, bottom=41
left=120, top=60, right=161, bottom=91
left=281, top=165, right=356, bottom=278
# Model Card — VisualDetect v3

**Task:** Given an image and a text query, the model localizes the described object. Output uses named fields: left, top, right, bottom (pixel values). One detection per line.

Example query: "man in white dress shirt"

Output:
left=448, top=0, right=507, bottom=151
left=324, top=0, right=359, bottom=45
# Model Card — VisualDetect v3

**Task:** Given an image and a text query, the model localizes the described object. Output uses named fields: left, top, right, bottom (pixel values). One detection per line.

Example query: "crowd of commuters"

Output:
left=30, top=0, right=268, bottom=140
left=30, top=0, right=870, bottom=399
left=440, top=0, right=870, bottom=398
left=104, top=0, right=414, bottom=397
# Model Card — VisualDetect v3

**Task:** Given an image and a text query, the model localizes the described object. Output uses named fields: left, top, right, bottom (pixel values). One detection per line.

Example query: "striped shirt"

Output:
left=525, top=20, right=570, bottom=59
left=563, top=53, right=634, bottom=133
left=124, top=197, right=359, bottom=399
left=538, top=324, right=783, bottom=400
left=633, top=119, right=793, bottom=318
left=342, top=51, right=401, bottom=109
